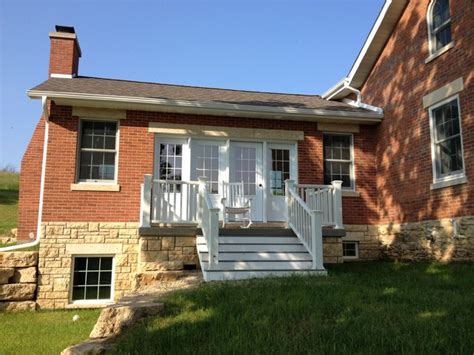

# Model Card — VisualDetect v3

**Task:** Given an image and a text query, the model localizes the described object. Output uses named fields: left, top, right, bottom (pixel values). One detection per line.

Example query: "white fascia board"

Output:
left=27, top=90, right=383, bottom=123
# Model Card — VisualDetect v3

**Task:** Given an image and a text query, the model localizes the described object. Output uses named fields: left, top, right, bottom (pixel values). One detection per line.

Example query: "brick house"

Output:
left=10, top=0, right=473, bottom=309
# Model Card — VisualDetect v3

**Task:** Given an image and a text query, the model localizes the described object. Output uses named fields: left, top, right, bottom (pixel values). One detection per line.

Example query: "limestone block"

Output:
left=36, top=299, right=55, bottom=309
left=141, top=251, right=168, bottom=262
left=0, top=301, right=36, bottom=312
left=0, top=252, right=38, bottom=267
left=175, top=237, right=196, bottom=247
left=0, top=268, right=14, bottom=284
left=61, top=338, right=114, bottom=355
left=344, top=225, right=368, bottom=232
left=0, top=284, right=36, bottom=301
left=147, top=240, right=162, bottom=251
left=141, top=261, right=183, bottom=272
left=12, top=267, right=37, bottom=283
left=66, top=222, right=88, bottom=229
left=161, top=237, right=175, bottom=250
left=88, top=222, right=99, bottom=232
left=53, top=278, right=69, bottom=292
left=84, top=235, right=105, bottom=243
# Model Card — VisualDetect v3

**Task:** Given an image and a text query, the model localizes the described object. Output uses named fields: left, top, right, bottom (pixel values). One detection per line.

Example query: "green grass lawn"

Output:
left=113, top=262, right=474, bottom=354
left=0, top=309, right=101, bottom=354
left=0, top=171, right=19, bottom=236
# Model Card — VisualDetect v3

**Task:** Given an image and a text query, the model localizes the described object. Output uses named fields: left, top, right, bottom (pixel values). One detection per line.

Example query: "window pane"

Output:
left=194, top=144, right=220, bottom=194
left=72, top=287, right=85, bottom=301
left=101, top=258, right=113, bottom=270
left=98, top=286, right=111, bottom=299
left=87, top=258, right=100, bottom=271
left=86, top=286, right=98, bottom=300
left=270, top=149, right=290, bottom=196
left=73, top=271, right=86, bottom=286
left=74, top=257, right=87, bottom=271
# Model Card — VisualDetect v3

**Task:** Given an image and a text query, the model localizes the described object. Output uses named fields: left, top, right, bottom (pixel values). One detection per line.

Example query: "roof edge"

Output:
left=27, top=89, right=383, bottom=123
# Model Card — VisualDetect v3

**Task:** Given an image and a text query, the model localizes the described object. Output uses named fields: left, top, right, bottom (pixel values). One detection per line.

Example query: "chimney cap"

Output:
left=55, top=25, right=76, bottom=34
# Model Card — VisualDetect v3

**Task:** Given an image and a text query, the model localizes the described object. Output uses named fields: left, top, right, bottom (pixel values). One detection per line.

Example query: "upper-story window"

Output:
left=428, top=0, right=452, bottom=54
left=429, top=96, right=465, bottom=183
left=323, top=134, right=354, bottom=189
left=78, top=120, right=118, bottom=182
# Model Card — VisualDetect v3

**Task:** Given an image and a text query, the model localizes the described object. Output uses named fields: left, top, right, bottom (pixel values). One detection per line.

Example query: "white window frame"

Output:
left=426, top=0, right=453, bottom=58
left=323, top=133, right=356, bottom=190
left=428, top=95, right=466, bottom=186
left=69, top=254, right=115, bottom=305
left=76, top=118, right=120, bottom=184
left=342, top=241, right=359, bottom=260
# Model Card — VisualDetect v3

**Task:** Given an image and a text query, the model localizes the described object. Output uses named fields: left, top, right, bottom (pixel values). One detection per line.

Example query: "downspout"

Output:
left=0, top=96, right=49, bottom=251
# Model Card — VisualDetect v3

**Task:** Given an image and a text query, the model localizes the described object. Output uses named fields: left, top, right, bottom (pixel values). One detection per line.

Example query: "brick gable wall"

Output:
left=359, top=0, right=473, bottom=224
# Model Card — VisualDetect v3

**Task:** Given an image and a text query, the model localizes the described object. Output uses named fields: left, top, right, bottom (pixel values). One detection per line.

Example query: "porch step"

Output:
left=196, top=234, right=327, bottom=281
left=219, top=228, right=295, bottom=237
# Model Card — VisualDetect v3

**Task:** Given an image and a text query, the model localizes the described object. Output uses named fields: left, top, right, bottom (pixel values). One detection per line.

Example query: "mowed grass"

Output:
left=113, top=262, right=474, bottom=354
left=0, top=309, right=100, bottom=354
left=0, top=171, right=19, bottom=236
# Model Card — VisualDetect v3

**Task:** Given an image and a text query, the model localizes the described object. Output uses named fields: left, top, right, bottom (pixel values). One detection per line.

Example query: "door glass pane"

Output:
left=270, top=149, right=290, bottom=196
left=194, top=144, right=219, bottom=194
left=233, top=147, right=257, bottom=195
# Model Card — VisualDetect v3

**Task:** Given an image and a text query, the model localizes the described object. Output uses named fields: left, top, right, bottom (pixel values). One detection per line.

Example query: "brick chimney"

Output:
left=48, top=25, right=81, bottom=78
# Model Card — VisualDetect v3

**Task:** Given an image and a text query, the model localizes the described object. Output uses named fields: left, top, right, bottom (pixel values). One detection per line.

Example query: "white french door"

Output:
left=229, top=142, right=264, bottom=221
left=266, top=143, right=297, bottom=221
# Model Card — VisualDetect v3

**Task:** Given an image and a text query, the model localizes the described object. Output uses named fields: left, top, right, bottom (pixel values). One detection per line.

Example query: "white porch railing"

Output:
left=198, top=177, right=220, bottom=270
left=296, top=181, right=343, bottom=229
left=149, top=178, right=201, bottom=224
left=285, top=180, right=324, bottom=270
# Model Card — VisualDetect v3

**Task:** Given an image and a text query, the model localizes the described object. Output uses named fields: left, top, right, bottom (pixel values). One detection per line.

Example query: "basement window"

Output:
left=71, top=256, right=114, bottom=302
left=342, top=241, right=359, bottom=259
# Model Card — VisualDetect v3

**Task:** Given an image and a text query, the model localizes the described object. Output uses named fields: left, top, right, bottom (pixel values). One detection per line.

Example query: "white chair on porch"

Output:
left=221, top=182, right=252, bottom=228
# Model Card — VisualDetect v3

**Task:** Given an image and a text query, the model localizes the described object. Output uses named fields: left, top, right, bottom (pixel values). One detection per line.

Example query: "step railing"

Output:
left=296, top=181, right=343, bottom=229
left=198, top=177, right=220, bottom=270
left=285, top=180, right=325, bottom=270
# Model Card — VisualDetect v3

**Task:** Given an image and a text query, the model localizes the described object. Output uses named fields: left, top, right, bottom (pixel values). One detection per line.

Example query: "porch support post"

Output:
left=331, top=180, right=344, bottom=229
left=140, top=174, right=152, bottom=228
left=197, top=176, right=208, bottom=228
left=310, top=210, right=325, bottom=270
left=285, top=179, right=295, bottom=227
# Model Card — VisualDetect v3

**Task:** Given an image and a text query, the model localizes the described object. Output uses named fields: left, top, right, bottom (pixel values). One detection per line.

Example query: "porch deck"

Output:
left=140, top=176, right=345, bottom=280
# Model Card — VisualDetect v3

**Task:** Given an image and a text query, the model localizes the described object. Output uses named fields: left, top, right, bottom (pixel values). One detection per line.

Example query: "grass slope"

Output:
left=113, top=262, right=474, bottom=354
left=0, top=171, right=19, bottom=236
left=0, top=309, right=100, bottom=354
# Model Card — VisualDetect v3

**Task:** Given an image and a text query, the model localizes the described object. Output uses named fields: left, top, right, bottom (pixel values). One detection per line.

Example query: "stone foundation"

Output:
left=322, top=237, right=343, bottom=264
left=139, top=236, right=199, bottom=272
left=344, top=216, right=474, bottom=262
left=0, top=251, right=38, bottom=312
left=37, top=222, right=140, bottom=309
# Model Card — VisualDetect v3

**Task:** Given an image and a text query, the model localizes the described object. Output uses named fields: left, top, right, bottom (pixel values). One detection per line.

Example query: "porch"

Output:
left=139, top=175, right=345, bottom=281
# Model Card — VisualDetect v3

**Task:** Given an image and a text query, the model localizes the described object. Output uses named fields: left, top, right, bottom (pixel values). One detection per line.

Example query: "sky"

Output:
left=0, top=0, right=383, bottom=170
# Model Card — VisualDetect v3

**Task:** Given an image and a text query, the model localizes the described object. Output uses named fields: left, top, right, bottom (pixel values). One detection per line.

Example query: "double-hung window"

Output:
left=429, top=96, right=465, bottom=183
left=323, top=134, right=354, bottom=189
left=428, top=0, right=452, bottom=54
left=78, top=120, right=118, bottom=182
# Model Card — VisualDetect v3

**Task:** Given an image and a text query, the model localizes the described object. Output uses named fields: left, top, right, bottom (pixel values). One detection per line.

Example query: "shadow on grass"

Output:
left=0, top=189, right=18, bottom=205
left=112, top=262, right=474, bottom=354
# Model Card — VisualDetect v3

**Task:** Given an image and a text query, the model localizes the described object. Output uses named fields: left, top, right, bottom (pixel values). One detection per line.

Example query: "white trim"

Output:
left=322, top=132, right=356, bottom=191
left=428, top=95, right=466, bottom=185
left=342, top=241, right=359, bottom=260
left=342, top=98, right=384, bottom=114
left=69, top=255, right=116, bottom=305
left=50, top=73, right=74, bottom=79
left=426, top=0, right=453, bottom=57
left=27, top=90, right=384, bottom=123
left=430, top=175, right=467, bottom=190
left=75, top=118, right=120, bottom=185
left=70, top=183, right=120, bottom=191
left=425, top=41, right=454, bottom=64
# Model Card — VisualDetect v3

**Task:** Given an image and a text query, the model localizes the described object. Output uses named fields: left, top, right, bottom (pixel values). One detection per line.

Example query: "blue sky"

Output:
left=0, top=0, right=383, bottom=170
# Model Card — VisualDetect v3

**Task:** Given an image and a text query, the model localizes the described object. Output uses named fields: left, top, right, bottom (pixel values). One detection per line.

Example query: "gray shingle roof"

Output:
left=30, top=76, right=370, bottom=114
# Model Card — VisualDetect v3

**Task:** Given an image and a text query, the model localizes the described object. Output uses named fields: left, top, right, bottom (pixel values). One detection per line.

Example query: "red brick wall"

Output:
left=360, top=0, right=473, bottom=224
left=15, top=103, right=377, bottom=232
left=48, top=37, right=79, bottom=76
left=17, top=118, right=45, bottom=240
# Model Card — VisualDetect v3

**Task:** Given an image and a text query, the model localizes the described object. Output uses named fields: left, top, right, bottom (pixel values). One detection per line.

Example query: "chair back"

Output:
left=222, top=182, right=247, bottom=208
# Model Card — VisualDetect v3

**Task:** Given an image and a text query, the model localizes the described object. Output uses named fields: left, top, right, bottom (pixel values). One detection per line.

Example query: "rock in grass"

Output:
left=90, top=302, right=164, bottom=338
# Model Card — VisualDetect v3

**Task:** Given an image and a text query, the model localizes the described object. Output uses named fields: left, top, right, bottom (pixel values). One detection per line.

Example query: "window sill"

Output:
left=342, top=190, right=360, bottom=197
left=430, top=175, right=467, bottom=190
left=70, top=183, right=121, bottom=192
left=66, top=301, right=113, bottom=309
left=425, top=42, right=454, bottom=64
